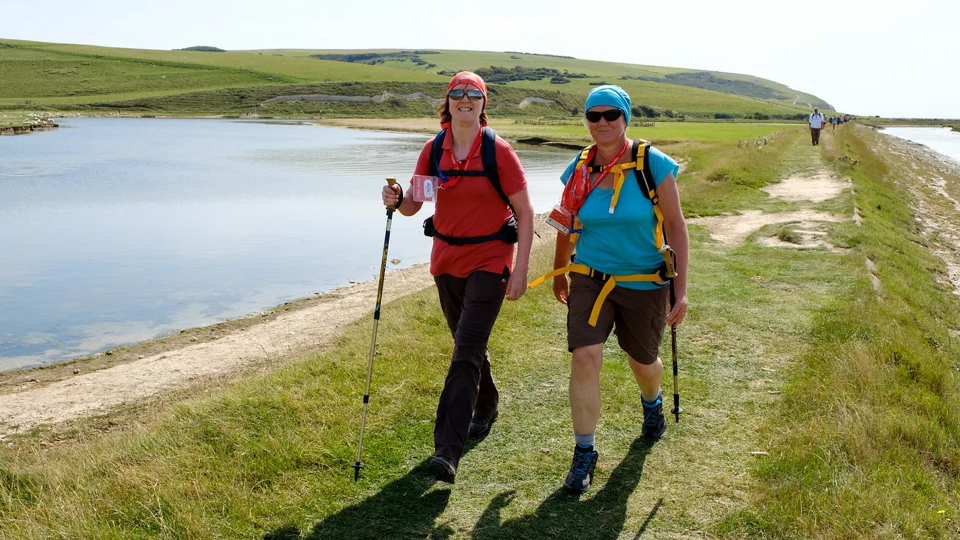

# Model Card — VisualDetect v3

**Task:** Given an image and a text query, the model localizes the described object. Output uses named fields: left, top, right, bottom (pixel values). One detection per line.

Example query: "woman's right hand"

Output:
left=552, top=275, right=569, bottom=305
left=382, top=184, right=401, bottom=208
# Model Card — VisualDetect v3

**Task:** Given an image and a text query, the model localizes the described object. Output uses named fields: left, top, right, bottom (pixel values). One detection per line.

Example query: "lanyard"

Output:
left=562, top=140, right=629, bottom=213
left=437, top=129, right=484, bottom=189
left=589, top=140, right=629, bottom=189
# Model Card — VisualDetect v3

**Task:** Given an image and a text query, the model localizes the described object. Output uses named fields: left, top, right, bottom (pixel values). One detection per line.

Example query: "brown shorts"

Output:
left=567, top=273, right=668, bottom=364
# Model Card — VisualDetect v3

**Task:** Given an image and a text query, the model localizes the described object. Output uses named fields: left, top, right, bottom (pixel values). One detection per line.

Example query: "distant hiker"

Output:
left=532, top=85, right=689, bottom=492
left=809, top=107, right=826, bottom=145
left=380, top=71, right=535, bottom=484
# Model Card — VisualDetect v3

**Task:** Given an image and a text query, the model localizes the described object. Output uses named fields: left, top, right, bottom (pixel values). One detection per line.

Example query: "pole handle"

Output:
left=386, top=177, right=398, bottom=211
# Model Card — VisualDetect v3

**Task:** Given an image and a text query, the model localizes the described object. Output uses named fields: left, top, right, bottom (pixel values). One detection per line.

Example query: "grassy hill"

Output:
left=0, top=39, right=833, bottom=120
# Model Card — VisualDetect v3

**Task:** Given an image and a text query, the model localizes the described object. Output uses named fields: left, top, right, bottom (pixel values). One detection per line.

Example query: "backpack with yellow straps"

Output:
left=530, top=138, right=677, bottom=327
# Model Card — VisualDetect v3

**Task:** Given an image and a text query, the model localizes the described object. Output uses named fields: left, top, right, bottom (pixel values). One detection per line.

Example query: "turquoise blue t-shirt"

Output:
left=560, top=146, right=679, bottom=290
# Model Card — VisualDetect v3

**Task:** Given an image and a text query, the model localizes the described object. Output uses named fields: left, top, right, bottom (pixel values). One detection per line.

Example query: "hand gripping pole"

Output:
left=352, top=177, right=397, bottom=481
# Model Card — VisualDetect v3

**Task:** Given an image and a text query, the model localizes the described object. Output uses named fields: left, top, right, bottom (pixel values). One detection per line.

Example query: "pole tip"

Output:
left=351, top=462, right=363, bottom=481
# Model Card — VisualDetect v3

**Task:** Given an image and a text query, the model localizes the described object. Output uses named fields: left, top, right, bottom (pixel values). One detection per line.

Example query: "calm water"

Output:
left=881, top=126, right=960, bottom=163
left=0, top=118, right=573, bottom=371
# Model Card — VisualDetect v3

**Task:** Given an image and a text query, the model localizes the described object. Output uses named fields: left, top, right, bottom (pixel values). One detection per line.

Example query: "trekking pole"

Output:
left=352, top=177, right=398, bottom=482
left=669, top=279, right=682, bottom=423
left=660, top=244, right=682, bottom=423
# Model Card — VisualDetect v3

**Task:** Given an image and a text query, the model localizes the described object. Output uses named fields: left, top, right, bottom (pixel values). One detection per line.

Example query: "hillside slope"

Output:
left=0, top=39, right=833, bottom=119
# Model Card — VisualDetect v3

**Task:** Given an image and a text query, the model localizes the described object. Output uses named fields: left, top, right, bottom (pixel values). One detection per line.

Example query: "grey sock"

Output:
left=642, top=391, right=662, bottom=406
left=574, top=432, right=595, bottom=449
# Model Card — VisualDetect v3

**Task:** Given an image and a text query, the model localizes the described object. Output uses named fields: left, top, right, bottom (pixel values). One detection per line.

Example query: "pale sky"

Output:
left=1, top=0, right=957, bottom=118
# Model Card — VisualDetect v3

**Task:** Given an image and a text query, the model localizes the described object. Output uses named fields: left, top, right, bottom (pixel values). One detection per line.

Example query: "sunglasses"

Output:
left=448, top=89, right=484, bottom=102
left=585, top=109, right=624, bottom=123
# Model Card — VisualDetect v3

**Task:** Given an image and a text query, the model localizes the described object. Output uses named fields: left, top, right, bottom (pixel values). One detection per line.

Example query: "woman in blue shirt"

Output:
left=549, top=85, right=689, bottom=492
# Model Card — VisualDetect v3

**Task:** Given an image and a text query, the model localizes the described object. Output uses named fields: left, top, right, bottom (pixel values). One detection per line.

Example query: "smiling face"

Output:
left=586, top=105, right=627, bottom=146
left=448, top=83, right=484, bottom=126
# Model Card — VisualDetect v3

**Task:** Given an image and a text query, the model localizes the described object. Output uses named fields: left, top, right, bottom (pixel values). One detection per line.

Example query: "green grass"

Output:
left=0, top=45, right=290, bottom=100
left=478, top=120, right=802, bottom=151
left=0, top=111, right=29, bottom=128
left=2, top=123, right=956, bottom=538
left=670, top=126, right=811, bottom=217
left=716, top=126, right=960, bottom=539
left=0, top=39, right=441, bottom=87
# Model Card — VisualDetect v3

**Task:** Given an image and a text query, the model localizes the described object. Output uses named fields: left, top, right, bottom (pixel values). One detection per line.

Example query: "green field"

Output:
left=0, top=111, right=29, bottom=128
left=492, top=119, right=804, bottom=145
left=265, top=48, right=828, bottom=109
left=1, top=39, right=833, bottom=121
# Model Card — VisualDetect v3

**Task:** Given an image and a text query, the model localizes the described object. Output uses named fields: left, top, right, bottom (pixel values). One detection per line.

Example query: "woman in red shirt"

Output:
left=381, top=72, right=535, bottom=483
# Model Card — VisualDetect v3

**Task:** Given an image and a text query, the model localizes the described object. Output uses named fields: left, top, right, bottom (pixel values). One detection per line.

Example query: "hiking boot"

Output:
left=642, top=395, right=666, bottom=440
left=427, top=455, right=456, bottom=484
left=562, top=445, right=599, bottom=492
left=468, top=409, right=499, bottom=438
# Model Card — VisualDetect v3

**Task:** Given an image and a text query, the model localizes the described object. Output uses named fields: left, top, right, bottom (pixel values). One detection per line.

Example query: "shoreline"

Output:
left=0, top=262, right=430, bottom=389
left=877, top=127, right=960, bottom=175
left=0, top=261, right=435, bottom=438
left=0, top=123, right=59, bottom=135
left=0, top=216, right=555, bottom=438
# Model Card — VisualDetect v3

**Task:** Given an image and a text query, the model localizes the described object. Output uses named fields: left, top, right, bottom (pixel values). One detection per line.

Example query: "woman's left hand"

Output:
left=666, top=291, right=688, bottom=327
left=505, top=271, right=528, bottom=301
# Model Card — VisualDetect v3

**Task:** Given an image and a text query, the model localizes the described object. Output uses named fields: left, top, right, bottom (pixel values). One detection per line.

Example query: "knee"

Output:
left=451, top=343, right=487, bottom=366
left=630, top=356, right=662, bottom=377
left=571, top=346, right=603, bottom=375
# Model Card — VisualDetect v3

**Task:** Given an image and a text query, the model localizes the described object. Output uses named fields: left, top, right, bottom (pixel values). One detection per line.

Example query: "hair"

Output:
left=436, top=98, right=487, bottom=126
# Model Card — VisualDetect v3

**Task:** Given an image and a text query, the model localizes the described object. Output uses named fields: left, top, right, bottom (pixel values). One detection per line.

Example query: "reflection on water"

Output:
left=0, top=118, right=573, bottom=371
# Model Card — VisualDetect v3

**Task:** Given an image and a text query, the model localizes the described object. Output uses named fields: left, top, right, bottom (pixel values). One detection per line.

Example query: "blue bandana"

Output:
left=585, top=85, right=632, bottom=124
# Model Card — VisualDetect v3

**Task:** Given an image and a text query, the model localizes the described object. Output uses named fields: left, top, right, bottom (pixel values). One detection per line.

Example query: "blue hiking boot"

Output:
left=562, top=445, right=599, bottom=492
left=642, top=394, right=666, bottom=440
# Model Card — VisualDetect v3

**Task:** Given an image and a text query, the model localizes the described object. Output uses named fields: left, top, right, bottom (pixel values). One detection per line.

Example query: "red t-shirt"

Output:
left=412, top=130, right=527, bottom=278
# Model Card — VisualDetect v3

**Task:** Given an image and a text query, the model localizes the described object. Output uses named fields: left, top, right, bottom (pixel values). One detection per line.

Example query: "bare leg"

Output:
left=628, top=356, right=663, bottom=400
left=569, top=344, right=604, bottom=436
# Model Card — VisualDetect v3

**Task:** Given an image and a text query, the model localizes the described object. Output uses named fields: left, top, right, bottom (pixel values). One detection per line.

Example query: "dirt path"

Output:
left=688, top=164, right=851, bottom=248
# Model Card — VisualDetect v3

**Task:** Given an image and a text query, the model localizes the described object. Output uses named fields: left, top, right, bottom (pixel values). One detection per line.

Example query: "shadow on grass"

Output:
left=472, top=436, right=659, bottom=539
left=263, top=437, right=656, bottom=540
left=264, top=457, right=450, bottom=540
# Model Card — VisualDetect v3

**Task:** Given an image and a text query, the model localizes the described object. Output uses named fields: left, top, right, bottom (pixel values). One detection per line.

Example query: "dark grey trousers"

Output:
left=433, top=269, right=508, bottom=465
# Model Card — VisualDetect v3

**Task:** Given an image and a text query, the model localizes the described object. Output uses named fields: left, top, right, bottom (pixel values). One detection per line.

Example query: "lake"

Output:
left=0, top=118, right=574, bottom=371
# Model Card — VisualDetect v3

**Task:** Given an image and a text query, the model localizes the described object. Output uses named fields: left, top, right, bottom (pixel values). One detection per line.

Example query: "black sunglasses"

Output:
left=585, top=109, right=624, bottom=123
left=448, top=89, right=484, bottom=102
